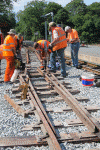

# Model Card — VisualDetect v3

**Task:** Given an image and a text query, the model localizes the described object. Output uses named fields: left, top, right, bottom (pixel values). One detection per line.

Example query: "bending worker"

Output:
left=14, top=33, right=23, bottom=59
left=65, top=26, right=80, bottom=69
left=34, top=40, right=51, bottom=70
left=3, top=29, right=16, bottom=83
left=49, top=22, right=67, bottom=77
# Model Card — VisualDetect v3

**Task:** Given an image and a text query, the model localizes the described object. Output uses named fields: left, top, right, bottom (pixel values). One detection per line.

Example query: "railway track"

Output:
left=65, top=56, right=100, bottom=76
left=1, top=47, right=100, bottom=149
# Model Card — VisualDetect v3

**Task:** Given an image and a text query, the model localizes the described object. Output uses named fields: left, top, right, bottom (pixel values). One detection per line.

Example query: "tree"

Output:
left=79, top=2, right=100, bottom=43
left=65, top=0, right=87, bottom=17
left=16, top=1, right=47, bottom=40
left=64, top=0, right=100, bottom=43
left=0, top=0, right=17, bottom=36
left=54, top=8, right=69, bottom=26
left=44, top=2, right=62, bottom=22
left=0, top=0, right=18, bottom=13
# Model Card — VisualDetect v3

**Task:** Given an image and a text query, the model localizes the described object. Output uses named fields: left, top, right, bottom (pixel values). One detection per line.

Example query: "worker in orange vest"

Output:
left=65, top=26, right=80, bottom=69
left=49, top=22, right=67, bottom=77
left=14, top=33, right=23, bottom=59
left=34, top=40, right=51, bottom=70
left=3, top=29, right=16, bottom=83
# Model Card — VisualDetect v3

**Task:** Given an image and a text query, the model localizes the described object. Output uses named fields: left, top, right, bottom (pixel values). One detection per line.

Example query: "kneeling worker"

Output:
left=3, top=29, right=16, bottom=83
left=34, top=40, right=51, bottom=70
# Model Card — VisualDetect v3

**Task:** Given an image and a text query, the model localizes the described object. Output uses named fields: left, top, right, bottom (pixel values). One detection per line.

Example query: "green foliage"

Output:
left=44, top=2, right=62, bottom=22
left=0, top=13, right=16, bottom=36
left=16, top=1, right=67, bottom=41
left=54, top=8, right=69, bottom=26
left=0, top=0, right=16, bottom=35
left=14, top=0, right=100, bottom=44
left=65, top=0, right=87, bottom=16
left=16, top=1, right=47, bottom=40
left=64, top=0, right=100, bottom=43
left=0, top=0, right=13, bottom=13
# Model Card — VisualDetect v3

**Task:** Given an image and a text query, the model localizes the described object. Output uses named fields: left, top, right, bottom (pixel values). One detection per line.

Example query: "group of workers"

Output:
left=0, top=29, right=23, bottom=83
left=34, top=22, right=80, bottom=77
left=0, top=21, right=79, bottom=83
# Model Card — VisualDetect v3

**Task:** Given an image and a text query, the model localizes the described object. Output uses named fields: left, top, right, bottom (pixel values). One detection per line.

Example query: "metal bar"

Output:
left=19, top=74, right=62, bottom=150
left=1, top=130, right=100, bottom=147
left=37, top=68, right=100, bottom=133
left=28, top=91, right=61, bottom=150
left=0, top=136, right=47, bottom=147
left=82, top=66, right=100, bottom=75
left=25, top=47, right=29, bottom=64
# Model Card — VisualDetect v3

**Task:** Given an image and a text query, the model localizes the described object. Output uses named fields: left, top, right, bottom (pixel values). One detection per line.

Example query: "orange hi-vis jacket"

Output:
left=3, top=35, right=15, bottom=57
left=67, top=29, right=79, bottom=43
left=37, top=40, right=51, bottom=69
left=14, top=35, right=23, bottom=51
left=0, top=44, right=3, bottom=60
left=52, top=27, right=67, bottom=51
left=37, top=40, right=51, bottom=53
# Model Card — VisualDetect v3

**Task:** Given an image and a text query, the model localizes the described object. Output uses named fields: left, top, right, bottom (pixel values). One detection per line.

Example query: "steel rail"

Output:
left=35, top=50, right=41, bottom=62
left=82, top=66, right=100, bottom=75
left=65, top=56, right=100, bottom=75
left=19, top=74, right=62, bottom=150
left=24, top=47, right=30, bottom=64
left=37, top=68, right=100, bottom=134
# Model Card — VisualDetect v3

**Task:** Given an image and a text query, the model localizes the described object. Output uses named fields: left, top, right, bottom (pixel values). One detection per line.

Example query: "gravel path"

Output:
left=0, top=50, right=100, bottom=150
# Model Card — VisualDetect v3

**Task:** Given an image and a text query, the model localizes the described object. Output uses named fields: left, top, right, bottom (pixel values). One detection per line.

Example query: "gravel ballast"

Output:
left=0, top=50, right=100, bottom=150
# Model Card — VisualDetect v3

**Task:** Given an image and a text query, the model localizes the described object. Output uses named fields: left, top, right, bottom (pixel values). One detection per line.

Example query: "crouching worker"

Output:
left=34, top=40, right=52, bottom=70
left=3, top=29, right=16, bottom=83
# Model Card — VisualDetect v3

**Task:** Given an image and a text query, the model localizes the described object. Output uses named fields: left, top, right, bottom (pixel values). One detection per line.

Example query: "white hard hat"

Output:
left=49, top=22, right=56, bottom=30
left=65, top=26, right=71, bottom=32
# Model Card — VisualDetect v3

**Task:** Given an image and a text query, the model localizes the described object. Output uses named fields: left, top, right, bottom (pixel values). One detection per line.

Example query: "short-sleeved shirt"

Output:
left=53, top=30, right=58, bottom=39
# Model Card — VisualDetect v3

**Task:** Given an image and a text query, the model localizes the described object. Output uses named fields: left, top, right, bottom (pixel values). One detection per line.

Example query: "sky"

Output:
left=12, top=0, right=100, bottom=13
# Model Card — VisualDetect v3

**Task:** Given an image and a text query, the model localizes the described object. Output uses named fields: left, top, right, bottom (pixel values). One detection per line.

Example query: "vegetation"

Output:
left=0, top=0, right=16, bottom=36
left=0, top=0, right=100, bottom=43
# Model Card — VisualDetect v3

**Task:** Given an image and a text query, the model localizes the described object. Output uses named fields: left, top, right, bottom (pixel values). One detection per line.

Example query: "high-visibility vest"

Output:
left=52, top=27, right=67, bottom=51
left=0, top=44, right=3, bottom=60
left=3, top=35, right=15, bottom=57
left=14, top=35, right=23, bottom=50
left=67, top=29, right=79, bottom=43
left=37, top=40, right=51, bottom=53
